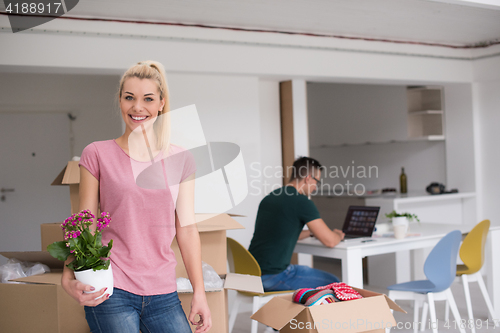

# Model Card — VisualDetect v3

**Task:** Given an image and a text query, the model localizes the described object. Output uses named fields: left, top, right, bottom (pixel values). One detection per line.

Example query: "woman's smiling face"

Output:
left=119, top=77, right=165, bottom=133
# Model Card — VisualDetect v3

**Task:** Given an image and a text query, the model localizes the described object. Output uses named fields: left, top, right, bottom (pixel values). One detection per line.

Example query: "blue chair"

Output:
left=387, top=230, right=465, bottom=333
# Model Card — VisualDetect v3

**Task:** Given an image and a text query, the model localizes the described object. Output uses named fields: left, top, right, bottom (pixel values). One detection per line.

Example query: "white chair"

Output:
left=227, top=237, right=294, bottom=333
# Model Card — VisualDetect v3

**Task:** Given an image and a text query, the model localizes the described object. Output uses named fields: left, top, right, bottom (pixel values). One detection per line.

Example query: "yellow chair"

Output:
left=226, top=237, right=294, bottom=333
left=442, top=220, right=499, bottom=333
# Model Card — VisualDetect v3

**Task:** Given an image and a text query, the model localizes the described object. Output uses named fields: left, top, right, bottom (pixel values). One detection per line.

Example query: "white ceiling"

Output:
left=66, top=0, right=500, bottom=47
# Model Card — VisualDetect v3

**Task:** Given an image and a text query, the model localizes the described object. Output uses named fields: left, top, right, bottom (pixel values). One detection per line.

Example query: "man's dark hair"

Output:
left=289, top=156, right=323, bottom=182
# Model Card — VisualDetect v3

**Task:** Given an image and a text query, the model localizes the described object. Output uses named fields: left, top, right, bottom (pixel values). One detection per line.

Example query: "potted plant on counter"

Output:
left=47, top=209, right=113, bottom=298
left=385, top=210, right=420, bottom=225
left=385, top=210, right=420, bottom=239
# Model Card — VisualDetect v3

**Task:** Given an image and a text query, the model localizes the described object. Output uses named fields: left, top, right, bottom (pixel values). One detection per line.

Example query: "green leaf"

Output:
left=92, top=262, right=110, bottom=271
left=77, top=234, right=87, bottom=249
left=83, top=229, right=94, bottom=244
left=73, top=257, right=86, bottom=271
left=47, top=241, right=71, bottom=261
left=95, top=232, right=102, bottom=247
left=66, top=258, right=82, bottom=271
left=71, top=236, right=82, bottom=249
left=87, top=244, right=99, bottom=257
left=68, top=237, right=77, bottom=247
left=86, top=257, right=99, bottom=266
left=99, top=245, right=111, bottom=258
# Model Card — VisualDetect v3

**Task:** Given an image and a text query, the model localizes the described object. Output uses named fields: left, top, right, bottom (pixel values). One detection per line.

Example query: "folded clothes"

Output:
left=317, top=282, right=363, bottom=301
left=292, top=282, right=363, bottom=306
left=292, top=288, right=337, bottom=306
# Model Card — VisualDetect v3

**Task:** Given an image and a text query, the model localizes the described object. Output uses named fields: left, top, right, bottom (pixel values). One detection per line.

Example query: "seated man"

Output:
left=249, top=157, right=345, bottom=291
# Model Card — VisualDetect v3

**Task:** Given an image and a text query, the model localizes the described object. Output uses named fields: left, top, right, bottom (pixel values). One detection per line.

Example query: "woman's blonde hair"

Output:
left=118, top=60, right=170, bottom=152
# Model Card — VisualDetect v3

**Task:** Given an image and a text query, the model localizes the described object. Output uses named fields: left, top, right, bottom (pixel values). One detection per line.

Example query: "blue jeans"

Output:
left=261, top=264, right=340, bottom=291
left=84, top=288, right=191, bottom=333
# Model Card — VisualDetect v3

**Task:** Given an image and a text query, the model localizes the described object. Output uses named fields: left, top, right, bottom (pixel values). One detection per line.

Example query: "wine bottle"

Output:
left=400, top=167, right=407, bottom=194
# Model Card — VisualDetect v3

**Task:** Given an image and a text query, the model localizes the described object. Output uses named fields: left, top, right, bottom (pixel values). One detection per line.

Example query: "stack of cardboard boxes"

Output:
left=0, top=161, right=263, bottom=333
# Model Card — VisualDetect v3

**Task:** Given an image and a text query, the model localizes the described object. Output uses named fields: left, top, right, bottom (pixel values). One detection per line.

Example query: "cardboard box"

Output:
left=251, top=288, right=405, bottom=333
left=178, top=273, right=263, bottom=333
left=172, top=213, right=244, bottom=277
left=41, top=222, right=64, bottom=251
left=0, top=251, right=89, bottom=333
left=51, top=161, right=83, bottom=215
left=0, top=252, right=261, bottom=333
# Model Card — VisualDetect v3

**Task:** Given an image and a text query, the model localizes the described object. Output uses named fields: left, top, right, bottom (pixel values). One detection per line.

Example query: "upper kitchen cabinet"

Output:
left=407, top=86, right=445, bottom=140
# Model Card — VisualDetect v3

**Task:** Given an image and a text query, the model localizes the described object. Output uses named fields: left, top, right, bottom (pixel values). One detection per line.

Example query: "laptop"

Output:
left=341, top=206, right=380, bottom=241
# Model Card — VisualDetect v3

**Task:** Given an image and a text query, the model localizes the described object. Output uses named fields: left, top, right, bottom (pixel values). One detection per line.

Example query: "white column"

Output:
left=290, top=79, right=314, bottom=268
left=291, top=79, right=309, bottom=158
left=486, top=228, right=500, bottom=319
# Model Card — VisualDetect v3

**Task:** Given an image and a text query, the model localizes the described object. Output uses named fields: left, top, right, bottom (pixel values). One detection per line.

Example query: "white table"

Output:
left=294, top=223, right=500, bottom=315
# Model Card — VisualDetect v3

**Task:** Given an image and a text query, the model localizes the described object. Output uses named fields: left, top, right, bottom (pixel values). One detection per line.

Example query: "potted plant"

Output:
left=385, top=210, right=420, bottom=225
left=385, top=210, right=419, bottom=239
left=47, top=209, right=113, bottom=298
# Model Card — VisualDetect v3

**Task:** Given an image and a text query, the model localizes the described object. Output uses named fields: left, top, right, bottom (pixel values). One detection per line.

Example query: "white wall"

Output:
left=443, top=83, right=477, bottom=192
left=1, top=14, right=500, bottom=256
left=472, top=56, right=500, bottom=223
left=256, top=80, right=283, bottom=193
left=473, top=80, right=500, bottom=224
left=0, top=73, right=122, bottom=261
left=167, top=73, right=265, bottom=247
left=308, top=82, right=409, bottom=145
left=311, top=142, right=447, bottom=194
left=0, top=72, right=122, bottom=156
left=308, top=82, right=447, bottom=193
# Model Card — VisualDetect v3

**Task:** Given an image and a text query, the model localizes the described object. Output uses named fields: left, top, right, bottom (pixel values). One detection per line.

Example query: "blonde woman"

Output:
left=61, top=61, right=211, bottom=333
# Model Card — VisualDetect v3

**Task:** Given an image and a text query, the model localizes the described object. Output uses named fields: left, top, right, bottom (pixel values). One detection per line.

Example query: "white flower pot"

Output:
left=393, top=224, right=408, bottom=239
left=74, top=264, right=114, bottom=299
left=392, top=216, right=409, bottom=226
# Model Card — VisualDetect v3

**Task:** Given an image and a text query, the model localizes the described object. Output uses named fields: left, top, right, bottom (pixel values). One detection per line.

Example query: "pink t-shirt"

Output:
left=78, top=139, right=196, bottom=295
